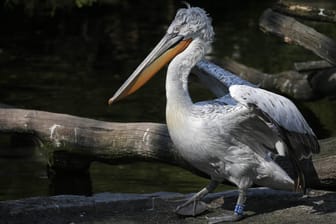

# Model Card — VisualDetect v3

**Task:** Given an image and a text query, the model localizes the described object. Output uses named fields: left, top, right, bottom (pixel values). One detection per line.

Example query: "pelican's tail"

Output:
left=254, top=160, right=295, bottom=192
left=290, top=153, right=306, bottom=194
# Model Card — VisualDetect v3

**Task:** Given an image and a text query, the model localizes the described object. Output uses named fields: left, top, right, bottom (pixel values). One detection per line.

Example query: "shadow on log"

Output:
left=0, top=107, right=335, bottom=190
left=310, top=67, right=336, bottom=98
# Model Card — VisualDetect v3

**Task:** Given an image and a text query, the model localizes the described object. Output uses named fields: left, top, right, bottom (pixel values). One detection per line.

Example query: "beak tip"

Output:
left=108, top=97, right=115, bottom=105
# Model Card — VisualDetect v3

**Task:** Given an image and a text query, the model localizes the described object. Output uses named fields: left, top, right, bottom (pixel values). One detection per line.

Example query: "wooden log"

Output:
left=0, top=108, right=203, bottom=176
left=259, top=9, right=336, bottom=65
left=0, top=109, right=174, bottom=162
left=219, top=58, right=314, bottom=100
left=294, top=60, right=334, bottom=72
left=273, top=1, right=336, bottom=23
left=214, top=58, right=336, bottom=99
left=0, top=108, right=335, bottom=189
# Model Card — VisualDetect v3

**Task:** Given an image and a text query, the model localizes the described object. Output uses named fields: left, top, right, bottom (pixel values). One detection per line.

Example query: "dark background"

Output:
left=0, top=0, right=335, bottom=200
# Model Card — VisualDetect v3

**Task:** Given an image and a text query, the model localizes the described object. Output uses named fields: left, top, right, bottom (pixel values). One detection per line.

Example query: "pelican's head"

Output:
left=108, top=6, right=214, bottom=104
left=167, top=7, right=214, bottom=45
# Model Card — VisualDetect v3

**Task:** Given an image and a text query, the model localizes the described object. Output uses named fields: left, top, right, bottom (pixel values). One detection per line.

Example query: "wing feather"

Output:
left=193, top=59, right=255, bottom=98
left=229, top=84, right=320, bottom=159
left=192, top=60, right=319, bottom=159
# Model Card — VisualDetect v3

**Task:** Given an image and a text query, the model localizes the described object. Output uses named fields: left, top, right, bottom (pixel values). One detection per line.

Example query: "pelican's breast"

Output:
left=166, top=102, right=244, bottom=164
left=166, top=104, right=207, bottom=160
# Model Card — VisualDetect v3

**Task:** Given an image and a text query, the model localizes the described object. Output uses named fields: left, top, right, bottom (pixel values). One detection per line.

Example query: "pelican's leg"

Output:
left=206, top=188, right=247, bottom=223
left=175, top=180, right=219, bottom=216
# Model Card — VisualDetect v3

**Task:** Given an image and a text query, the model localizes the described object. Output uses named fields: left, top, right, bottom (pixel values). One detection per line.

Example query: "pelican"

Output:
left=108, top=6, right=319, bottom=223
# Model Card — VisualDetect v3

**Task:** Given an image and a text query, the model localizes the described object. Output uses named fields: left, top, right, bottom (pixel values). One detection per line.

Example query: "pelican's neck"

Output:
left=166, top=39, right=207, bottom=111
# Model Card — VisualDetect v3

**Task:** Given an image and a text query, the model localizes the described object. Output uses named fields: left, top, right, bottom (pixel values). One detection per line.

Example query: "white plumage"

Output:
left=109, top=6, right=319, bottom=223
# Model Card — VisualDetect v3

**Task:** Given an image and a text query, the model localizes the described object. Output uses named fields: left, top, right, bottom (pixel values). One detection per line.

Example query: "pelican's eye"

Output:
left=173, top=22, right=187, bottom=34
left=173, top=26, right=180, bottom=34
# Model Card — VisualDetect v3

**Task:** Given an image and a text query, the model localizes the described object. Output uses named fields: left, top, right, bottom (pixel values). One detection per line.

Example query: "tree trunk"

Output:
left=273, top=1, right=336, bottom=23
left=294, top=60, right=334, bottom=72
left=219, top=58, right=314, bottom=100
left=259, top=9, right=336, bottom=65
left=0, top=108, right=335, bottom=189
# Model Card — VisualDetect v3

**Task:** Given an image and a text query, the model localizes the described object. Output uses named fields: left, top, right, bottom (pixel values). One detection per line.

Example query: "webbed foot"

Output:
left=175, top=200, right=208, bottom=216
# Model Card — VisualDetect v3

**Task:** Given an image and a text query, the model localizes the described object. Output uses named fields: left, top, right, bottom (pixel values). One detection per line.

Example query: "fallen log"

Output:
left=218, top=58, right=336, bottom=99
left=259, top=9, right=336, bottom=65
left=294, top=60, right=334, bottom=72
left=273, top=1, right=336, bottom=23
left=0, top=108, right=205, bottom=176
left=219, top=58, right=314, bottom=100
left=0, top=108, right=335, bottom=189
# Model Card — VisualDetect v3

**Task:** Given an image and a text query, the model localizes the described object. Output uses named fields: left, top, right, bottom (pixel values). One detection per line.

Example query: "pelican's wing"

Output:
left=193, top=59, right=255, bottom=98
left=229, top=84, right=320, bottom=160
left=193, top=100, right=282, bottom=158
left=192, top=59, right=319, bottom=158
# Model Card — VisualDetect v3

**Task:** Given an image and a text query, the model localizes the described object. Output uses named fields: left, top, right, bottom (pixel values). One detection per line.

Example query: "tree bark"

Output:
left=219, top=58, right=314, bottom=100
left=259, top=9, right=336, bottom=65
left=216, top=58, right=336, bottom=99
left=0, top=108, right=204, bottom=175
left=273, top=1, right=336, bottom=23
left=294, top=60, right=334, bottom=72
left=0, top=108, right=335, bottom=189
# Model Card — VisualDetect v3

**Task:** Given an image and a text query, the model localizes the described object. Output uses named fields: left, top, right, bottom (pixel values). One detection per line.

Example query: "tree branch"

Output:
left=0, top=108, right=204, bottom=176
left=294, top=60, right=334, bottom=72
left=259, top=9, right=336, bottom=65
left=0, top=107, right=335, bottom=189
left=219, top=58, right=314, bottom=100
left=273, top=1, right=336, bottom=23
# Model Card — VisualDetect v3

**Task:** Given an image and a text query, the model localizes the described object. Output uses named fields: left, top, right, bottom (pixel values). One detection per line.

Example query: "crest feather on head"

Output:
left=167, top=6, right=214, bottom=43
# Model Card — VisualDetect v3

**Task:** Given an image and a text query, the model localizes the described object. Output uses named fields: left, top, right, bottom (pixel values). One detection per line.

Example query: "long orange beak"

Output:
left=108, top=33, right=192, bottom=104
